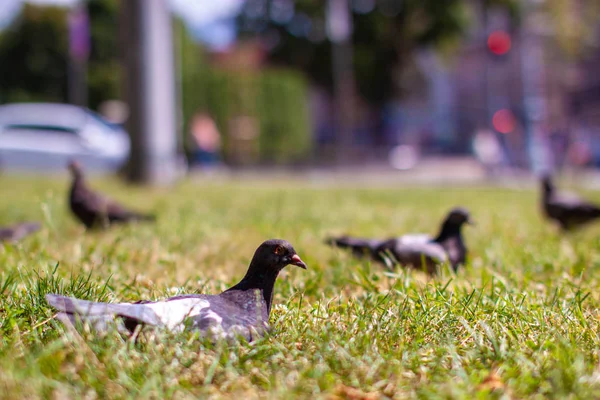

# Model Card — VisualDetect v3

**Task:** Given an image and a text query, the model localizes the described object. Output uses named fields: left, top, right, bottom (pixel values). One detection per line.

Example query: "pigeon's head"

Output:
left=253, top=239, right=307, bottom=271
left=67, top=160, right=83, bottom=178
left=445, top=207, right=473, bottom=227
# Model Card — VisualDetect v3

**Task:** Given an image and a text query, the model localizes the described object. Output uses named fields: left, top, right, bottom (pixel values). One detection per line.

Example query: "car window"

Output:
left=2, top=124, right=79, bottom=135
left=85, top=111, right=120, bottom=130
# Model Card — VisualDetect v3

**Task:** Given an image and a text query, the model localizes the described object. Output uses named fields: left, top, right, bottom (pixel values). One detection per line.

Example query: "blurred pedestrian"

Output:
left=472, top=127, right=504, bottom=176
left=189, top=111, right=222, bottom=168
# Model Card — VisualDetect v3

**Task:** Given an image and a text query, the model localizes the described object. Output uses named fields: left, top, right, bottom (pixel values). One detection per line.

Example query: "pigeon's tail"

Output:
left=579, top=206, right=600, bottom=226
left=131, top=213, right=156, bottom=222
left=46, top=294, right=160, bottom=332
left=13, top=222, right=41, bottom=238
left=0, top=222, right=41, bottom=242
left=109, top=211, right=156, bottom=225
left=325, top=236, right=381, bottom=257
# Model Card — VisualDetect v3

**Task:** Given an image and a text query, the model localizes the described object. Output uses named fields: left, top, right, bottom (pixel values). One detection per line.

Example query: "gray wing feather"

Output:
left=46, top=294, right=161, bottom=326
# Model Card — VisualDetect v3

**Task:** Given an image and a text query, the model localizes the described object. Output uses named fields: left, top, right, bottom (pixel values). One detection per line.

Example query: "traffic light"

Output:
left=487, top=30, right=511, bottom=58
left=492, top=109, right=516, bottom=134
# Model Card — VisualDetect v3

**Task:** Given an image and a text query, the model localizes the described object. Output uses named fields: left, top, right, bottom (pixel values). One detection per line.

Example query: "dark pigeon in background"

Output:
left=68, top=161, right=155, bottom=229
left=541, top=174, right=600, bottom=231
left=327, top=208, right=472, bottom=274
left=46, top=239, right=307, bottom=341
left=0, top=222, right=40, bottom=243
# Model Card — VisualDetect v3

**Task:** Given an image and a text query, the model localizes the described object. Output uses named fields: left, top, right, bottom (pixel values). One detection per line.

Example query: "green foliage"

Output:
left=258, top=69, right=311, bottom=164
left=0, top=5, right=69, bottom=103
left=543, top=0, right=600, bottom=59
left=240, top=0, right=475, bottom=106
left=179, top=22, right=311, bottom=165
left=0, top=1, right=120, bottom=109
left=86, top=0, right=120, bottom=110
left=3, top=176, right=600, bottom=397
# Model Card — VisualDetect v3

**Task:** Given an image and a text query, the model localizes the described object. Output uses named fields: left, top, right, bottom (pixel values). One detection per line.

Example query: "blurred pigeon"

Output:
left=0, top=222, right=40, bottom=243
left=541, top=174, right=600, bottom=230
left=327, top=208, right=472, bottom=274
left=46, top=239, right=307, bottom=341
left=68, top=161, right=155, bottom=229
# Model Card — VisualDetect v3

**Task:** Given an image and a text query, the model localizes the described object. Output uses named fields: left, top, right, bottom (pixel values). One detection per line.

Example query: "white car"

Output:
left=0, top=103, right=130, bottom=172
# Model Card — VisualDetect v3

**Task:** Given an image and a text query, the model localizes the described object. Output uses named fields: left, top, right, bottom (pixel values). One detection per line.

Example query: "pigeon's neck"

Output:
left=542, top=180, right=554, bottom=199
left=543, top=186, right=553, bottom=200
left=433, top=222, right=462, bottom=244
left=225, top=263, right=281, bottom=314
left=71, top=174, right=85, bottom=188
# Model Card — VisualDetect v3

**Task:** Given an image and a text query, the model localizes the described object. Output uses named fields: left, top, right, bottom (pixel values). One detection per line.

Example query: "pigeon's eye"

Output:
left=274, top=246, right=285, bottom=256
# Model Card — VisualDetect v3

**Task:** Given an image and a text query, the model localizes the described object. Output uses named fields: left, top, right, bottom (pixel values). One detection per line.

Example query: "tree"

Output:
left=0, top=0, right=121, bottom=110
left=0, top=4, right=69, bottom=103
left=543, top=0, right=599, bottom=59
left=238, top=0, right=469, bottom=107
left=86, top=0, right=120, bottom=110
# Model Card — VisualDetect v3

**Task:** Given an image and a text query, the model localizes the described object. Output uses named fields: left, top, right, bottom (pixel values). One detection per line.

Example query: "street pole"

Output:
left=326, top=0, right=354, bottom=164
left=68, top=3, right=89, bottom=107
left=520, top=0, right=550, bottom=173
left=119, top=0, right=179, bottom=185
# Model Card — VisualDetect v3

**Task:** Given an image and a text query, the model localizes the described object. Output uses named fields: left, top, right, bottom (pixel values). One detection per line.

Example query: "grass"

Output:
left=1, top=174, right=600, bottom=398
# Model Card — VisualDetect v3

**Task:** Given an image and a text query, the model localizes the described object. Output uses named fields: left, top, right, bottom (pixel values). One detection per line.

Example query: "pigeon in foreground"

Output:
left=541, top=174, right=600, bottom=231
left=0, top=222, right=40, bottom=242
left=68, top=161, right=155, bottom=229
left=326, top=208, right=472, bottom=274
left=46, top=239, right=307, bottom=341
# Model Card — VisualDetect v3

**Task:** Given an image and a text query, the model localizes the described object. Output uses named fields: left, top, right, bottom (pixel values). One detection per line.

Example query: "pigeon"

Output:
left=46, top=239, right=307, bottom=341
left=68, top=160, right=155, bottom=229
left=327, top=208, right=472, bottom=274
left=541, top=174, right=600, bottom=231
left=0, top=222, right=40, bottom=242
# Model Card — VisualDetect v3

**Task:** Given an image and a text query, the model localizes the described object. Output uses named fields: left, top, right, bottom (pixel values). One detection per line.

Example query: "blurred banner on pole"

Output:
left=326, top=0, right=354, bottom=163
left=68, top=3, right=89, bottom=107
left=326, top=0, right=351, bottom=43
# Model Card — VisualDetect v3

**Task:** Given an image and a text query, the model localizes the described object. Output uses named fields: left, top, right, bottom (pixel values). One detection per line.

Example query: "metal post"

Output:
left=520, top=0, right=550, bottom=173
left=120, top=0, right=179, bottom=184
left=68, top=3, right=89, bottom=107
left=327, top=0, right=354, bottom=164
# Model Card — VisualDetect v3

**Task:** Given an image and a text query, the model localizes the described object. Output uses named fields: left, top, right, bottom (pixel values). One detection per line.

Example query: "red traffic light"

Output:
left=492, top=109, right=516, bottom=134
left=487, top=30, right=511, bottom=55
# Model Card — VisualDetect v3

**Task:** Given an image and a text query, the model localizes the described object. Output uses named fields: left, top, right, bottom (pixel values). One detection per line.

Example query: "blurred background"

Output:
left=0, top=0, right=598, bottom=184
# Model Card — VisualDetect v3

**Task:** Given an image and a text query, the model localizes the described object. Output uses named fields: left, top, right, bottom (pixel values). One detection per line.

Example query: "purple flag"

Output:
left=69, top=4, right=90, bottom=63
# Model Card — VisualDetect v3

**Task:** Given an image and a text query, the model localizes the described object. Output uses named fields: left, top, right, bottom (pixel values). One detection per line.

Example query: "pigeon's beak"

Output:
left=467, top=217, right=475, bottom=226
left=290, top=254, right=307, bottom=269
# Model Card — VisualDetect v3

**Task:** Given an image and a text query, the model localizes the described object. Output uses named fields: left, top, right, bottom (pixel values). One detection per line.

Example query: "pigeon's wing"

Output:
left=547, top=193, right=600, bottom=228
left=396, top=234, right=433, bottom=245
left=386, top=240, right=447, bottom=273
left=70, top=180, right=154, bottom=226
left=105, top=200, right=156, bottom=223
left=440, top=236, right=466, bottom=269
left=186, top=297, right=267, bottom=341
left=47, top=294, right=162, bottom=330
left=71, top=184, right=111, bottom=213
left=552, top=191, right=585, bottom=205
left=0, top=222, right=40, bottom=242
left=373, top=234, right=431, bottom=268
left=47, top=294, right=213, bottom=332
left=46, top=293, right=263, bottom=339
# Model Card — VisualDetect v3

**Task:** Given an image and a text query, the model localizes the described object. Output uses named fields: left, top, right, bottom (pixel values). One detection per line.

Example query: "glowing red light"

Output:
left=487, top=31, right=511, bottom=55
left=492, top=109, right=516, bottom=134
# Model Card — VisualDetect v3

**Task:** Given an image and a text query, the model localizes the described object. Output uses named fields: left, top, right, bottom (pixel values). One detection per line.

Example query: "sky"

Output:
left=0, top=0, right=244, bottom=49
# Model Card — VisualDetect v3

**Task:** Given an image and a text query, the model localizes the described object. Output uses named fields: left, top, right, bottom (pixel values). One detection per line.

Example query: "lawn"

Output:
left=1, top=174, right=600, bottom=399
